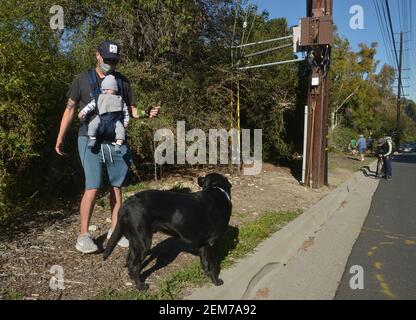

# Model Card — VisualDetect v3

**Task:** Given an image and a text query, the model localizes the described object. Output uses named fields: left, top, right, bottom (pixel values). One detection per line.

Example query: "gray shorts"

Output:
left=78, top=136, right=132, bottom=190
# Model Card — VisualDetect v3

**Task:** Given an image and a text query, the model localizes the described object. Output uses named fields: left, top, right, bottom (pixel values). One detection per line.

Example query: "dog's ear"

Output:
left=197, top=176, right=205, bottom=187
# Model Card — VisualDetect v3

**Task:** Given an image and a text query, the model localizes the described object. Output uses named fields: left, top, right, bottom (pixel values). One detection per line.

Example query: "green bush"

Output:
left=329, top=126, right=359, bottom=152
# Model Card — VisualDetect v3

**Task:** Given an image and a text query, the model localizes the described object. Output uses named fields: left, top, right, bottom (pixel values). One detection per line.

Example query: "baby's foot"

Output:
left=88, top=137, right=97, bottom=148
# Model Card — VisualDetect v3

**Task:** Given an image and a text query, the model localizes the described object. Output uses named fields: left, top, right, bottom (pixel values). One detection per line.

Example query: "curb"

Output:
left=187, top=160, right=378, bottom=300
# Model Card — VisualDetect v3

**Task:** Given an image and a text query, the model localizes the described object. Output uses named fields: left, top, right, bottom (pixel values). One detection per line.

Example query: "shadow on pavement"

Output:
left=360, top=166, right=378, bottom=179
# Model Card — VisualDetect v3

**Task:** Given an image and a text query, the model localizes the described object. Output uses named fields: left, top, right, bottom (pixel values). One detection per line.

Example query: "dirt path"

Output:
left=0, top=154, right=373, bottom=300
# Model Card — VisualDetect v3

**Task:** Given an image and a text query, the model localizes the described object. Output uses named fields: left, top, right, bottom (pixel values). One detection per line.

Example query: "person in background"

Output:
left=349, top=138, right=357, bottom=156
left=357, top=134, right=367, bottom=161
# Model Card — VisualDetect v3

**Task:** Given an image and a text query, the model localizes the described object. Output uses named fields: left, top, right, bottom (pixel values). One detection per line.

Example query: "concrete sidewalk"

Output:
left=187, top=163, right=379, bottom=300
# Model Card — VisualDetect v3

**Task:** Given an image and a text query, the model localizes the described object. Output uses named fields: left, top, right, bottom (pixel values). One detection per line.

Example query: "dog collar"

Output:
left=213, top=187, right=232, bottom=203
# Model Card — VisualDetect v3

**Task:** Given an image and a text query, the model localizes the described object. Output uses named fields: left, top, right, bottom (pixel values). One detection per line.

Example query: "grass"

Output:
left=2, top=290, right=25, bottom=300
left=96, top=209, right=302, bottom=300
left=123, top=182, right=150, bottom=193
left=329, top=151, right=376, bottom=172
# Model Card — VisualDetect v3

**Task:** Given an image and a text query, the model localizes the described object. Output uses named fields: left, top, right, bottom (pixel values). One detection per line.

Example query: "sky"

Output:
left=250, top=0, right=416, bottom=101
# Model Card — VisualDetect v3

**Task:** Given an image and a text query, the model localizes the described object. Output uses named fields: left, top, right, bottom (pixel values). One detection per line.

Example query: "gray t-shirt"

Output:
left=66, top=70, right=137, bottom=136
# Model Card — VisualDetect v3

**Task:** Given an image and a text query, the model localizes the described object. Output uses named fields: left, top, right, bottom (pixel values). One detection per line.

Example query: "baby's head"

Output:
left=101, top=75, right=118, bottom=95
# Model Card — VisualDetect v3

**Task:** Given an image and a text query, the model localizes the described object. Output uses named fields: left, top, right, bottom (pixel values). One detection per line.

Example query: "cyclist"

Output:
left=383, top=136, right=393, bottom=180
left=377, top=137, right=393, bottom=180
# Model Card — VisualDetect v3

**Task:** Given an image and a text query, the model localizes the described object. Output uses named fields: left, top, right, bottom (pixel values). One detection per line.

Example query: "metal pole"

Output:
left=230, top=80, right=234, bottom=138
left=302, top=105, right=309, bottom=184
left=232, top=35, right=293, bottom=49
left=237, top=80, right=241, bottom=171
left=237, top=58, right=305, bottom=70
left=396, top=32, right=403, bottom=149
left=244, top=43, right=292, bottom=58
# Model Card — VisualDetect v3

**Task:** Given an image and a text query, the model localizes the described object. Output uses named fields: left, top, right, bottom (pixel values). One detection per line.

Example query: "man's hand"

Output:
left=78, top=111, right=85, bottom=120
left=55, top=138, right=68, bottom=157
left=131, top=106, right=140, bottom=119
left=149, top=103, right=161, bottom=118
left=131, top=104, right=161, bottom=119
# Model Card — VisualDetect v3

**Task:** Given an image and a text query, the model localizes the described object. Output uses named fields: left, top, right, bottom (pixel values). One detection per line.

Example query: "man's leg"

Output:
left=76, top=136, right=103, bottom=253
left=76, top=190, right=100, bottom=253
left=80, top=188, right=99, bottom=234
left=108, top=186, right=128, bottom=247
left=110, top=186, right=122, bottom=229
left=104, top=143, right=132, bottom=247
left=385, top=157, right=392, bottom=178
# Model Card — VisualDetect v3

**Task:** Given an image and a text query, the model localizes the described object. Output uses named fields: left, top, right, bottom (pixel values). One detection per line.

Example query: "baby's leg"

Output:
left=115, top=121, right=125, bottom=145
left=114, top=121, right=125, bottom=153
left=88, top=116, right=100, bottom=148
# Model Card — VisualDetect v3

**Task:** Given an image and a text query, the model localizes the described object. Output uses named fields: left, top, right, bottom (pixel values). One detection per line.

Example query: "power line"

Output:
left=384, top=0, right=400, bottom=69
left=383, top=0, right=406, bottom=96
left=376, top=0, right=405, bottom=97
left=398, top=0, right=403, bottom=33
left=380, top=0, right=399, bottom=74
left=373, top=0, right=396, bottom=70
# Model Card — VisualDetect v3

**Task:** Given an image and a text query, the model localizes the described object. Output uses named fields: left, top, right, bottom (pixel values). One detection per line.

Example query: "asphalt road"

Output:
left=335, top=153, right=416, bottom=300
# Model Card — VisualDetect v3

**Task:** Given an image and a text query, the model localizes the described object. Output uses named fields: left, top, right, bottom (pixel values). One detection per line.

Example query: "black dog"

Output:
left=103, top=173, right=232, bottom=290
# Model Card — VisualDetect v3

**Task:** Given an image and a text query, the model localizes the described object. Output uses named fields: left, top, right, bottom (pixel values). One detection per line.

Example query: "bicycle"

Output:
left=376, top=155, right=385, bottom=179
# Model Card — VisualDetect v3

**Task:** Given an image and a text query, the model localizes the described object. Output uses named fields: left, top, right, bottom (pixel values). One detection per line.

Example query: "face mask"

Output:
left=99, top=63, right=114, bottom=75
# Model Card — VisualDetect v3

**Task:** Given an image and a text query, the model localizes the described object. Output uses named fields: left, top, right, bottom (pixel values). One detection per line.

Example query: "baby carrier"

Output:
left=87, top=70, right=126, bottom=143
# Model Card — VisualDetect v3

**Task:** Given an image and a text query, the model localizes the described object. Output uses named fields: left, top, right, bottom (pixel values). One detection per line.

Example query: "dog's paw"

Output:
left=136, top=282, right=149, bottom=291
left=214, top=278, right=224, bottom=286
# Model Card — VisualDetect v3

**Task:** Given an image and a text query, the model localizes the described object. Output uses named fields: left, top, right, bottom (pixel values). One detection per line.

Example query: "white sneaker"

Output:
left=75, top=233, right=98, bottom=253
left=107, top=228, right=129, bottom=248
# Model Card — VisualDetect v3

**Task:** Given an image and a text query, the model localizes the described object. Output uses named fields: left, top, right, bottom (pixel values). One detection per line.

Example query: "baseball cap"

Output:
left=98, top=40, right=120, bottom=61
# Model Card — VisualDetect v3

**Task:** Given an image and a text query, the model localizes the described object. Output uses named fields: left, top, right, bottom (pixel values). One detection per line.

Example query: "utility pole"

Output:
left=396, top=32, right=403, bottom=149
left=303, top=0, right=333, bottom=188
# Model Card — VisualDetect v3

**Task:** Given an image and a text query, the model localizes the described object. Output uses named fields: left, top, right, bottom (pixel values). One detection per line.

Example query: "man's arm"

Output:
left=383, top=142, right=393, bottom=157
left=55, top=98, right=77, bottom=156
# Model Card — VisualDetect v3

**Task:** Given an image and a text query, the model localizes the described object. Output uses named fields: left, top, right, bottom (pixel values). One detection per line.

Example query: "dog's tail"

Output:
left=103, top=212, right=124, bottom=261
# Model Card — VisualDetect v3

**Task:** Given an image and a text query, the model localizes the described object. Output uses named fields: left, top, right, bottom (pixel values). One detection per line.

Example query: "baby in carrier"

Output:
left=78, top=75, right=129, bottom=153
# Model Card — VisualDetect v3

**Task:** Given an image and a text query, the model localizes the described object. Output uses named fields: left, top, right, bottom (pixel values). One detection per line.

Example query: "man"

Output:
left=55, top=40, right=160, bottom=253
left=357, top=134, right=367, bottom=161
left=382, top=136, right=393, bottom=180
left=377, top=136, right=393, bottom=180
